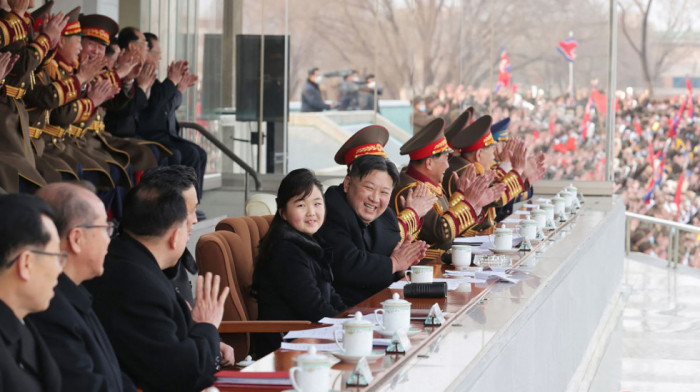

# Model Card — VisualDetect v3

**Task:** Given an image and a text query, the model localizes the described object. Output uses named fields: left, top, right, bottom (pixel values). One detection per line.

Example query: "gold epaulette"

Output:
left=5, top=84, right=25, bottom=99
left=28, top=126, right=42, bottom=139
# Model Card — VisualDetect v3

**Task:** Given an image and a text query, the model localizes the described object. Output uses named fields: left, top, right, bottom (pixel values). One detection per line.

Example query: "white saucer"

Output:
left=373, top=326, right=422, bottom=337
left=489, top=248, right=519, bottom=255
left=331, top=350, right=384, bottom=363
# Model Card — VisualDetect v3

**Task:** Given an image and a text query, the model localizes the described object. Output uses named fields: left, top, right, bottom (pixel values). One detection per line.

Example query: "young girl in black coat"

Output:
left=252, top=169, right=346, bottom=356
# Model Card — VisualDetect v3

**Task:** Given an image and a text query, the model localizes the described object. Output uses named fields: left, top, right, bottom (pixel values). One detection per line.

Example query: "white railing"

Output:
left=625, top=212, right=700, bottom=268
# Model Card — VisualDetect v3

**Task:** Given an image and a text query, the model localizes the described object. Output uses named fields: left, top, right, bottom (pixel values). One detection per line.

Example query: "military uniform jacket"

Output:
left=317, top=185, right=401, bottom=306
left=443, top=155, right=526, bottom=235
left=27, top=274, right=136, bottom=392
left=0, top=10, right=52, bottom=191
left=0, top=299, right=61, bottom=392
left=26, top=62, right=112, bottom=187
left=392, top=166, right=479, bottom=260
left=47, top=57, right=129, bottom=188
left=24, top=54, right=85, bottom=182
left=85, top=234, right=220, bottom=392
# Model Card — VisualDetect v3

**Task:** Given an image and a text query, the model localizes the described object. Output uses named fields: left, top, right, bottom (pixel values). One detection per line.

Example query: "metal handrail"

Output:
left=625, top=211, right=700, bottom=268
left=179, top=122, right=262, bottom=191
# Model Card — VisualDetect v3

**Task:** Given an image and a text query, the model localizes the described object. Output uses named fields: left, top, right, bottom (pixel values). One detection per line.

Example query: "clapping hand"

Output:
left=399, top=183, right=437, bottom=218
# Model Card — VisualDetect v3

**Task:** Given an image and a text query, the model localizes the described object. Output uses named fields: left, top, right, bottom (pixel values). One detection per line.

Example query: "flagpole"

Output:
left=569, top=31, right=574, bottom=101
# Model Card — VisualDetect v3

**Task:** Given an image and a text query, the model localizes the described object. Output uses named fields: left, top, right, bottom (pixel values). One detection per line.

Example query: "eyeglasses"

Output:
left=29, top=249, right=68, bottom=268
left=76, top=221, right=116, bottom=237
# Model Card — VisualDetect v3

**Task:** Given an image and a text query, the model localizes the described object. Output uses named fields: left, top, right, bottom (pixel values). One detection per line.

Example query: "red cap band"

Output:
left=462, top=132, right=495, bottom=153
left=344, top=143, right=387, bottom=165
left=62, top=21, right=81, bottom=36
left=82, top=27, right=110, bottom=45
left=409, top=137, right=450, bottom=160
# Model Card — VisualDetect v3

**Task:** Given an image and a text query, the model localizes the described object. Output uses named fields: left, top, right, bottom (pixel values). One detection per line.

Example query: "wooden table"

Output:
left=216, top=205, right=580, bottom=391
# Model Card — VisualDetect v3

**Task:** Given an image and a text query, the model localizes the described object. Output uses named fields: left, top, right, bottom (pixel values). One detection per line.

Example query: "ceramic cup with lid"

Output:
left=561, top=190, right=576, bottom=209
left=539, top=203, right=555, bottom=222
left=374, top=293, right=411, bottom=334
left=492, top=227, right=513, bottom=250
left=333, top=311, right=373, bottom=356
left=451, top=244, right=472, bottom=267
left=532, top=210, right=547, bottom=229
left=519, top=218, right=538, bottom=241
left=552, top=194, right=566, bottom=216
left=289, top=345, right=331, bottom=392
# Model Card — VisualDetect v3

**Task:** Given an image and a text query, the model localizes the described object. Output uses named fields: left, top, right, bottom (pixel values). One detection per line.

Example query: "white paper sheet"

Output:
left=283, top=325, right=338, bottom=340
left=317, top=314, right=378, bottom=325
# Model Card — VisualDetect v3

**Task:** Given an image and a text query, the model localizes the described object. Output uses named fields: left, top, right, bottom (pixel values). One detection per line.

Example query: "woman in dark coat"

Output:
left=252, top=168, right=346, bottom=356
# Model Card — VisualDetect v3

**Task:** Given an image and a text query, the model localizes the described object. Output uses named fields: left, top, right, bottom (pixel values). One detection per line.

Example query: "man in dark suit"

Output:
left=0, top=194, right=63, bottom=392
left=138, top=32, right=207, bottom=207
left=85, top=179, right=231, bottom=392
left=317, top=126, right=432, bottom=306
left=28, top=183, right=136, bottom=392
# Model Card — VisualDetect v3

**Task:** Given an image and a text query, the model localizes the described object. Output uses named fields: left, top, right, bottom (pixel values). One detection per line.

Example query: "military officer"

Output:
left=0, top=2, right=67, bottom=192
left=443, top=114, right=544, bottom=235
left=391, top=118, right=504, bottom=261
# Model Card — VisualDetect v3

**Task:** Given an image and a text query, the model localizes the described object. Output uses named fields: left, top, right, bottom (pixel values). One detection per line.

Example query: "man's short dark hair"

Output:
left=121, top=185, right=187, bottom=238
left=349, top=155, right=399, bottom=187
left=139, top=165, right=198, bottom=194
left=308, top=67, right=319, bottom=77
left=144, top=32, right=158, bottom=50
left=36, top=183, right=99, bottom=238
left=117, top=27, right=140, bottom=49
left=0, top=194, right=55, bottom=269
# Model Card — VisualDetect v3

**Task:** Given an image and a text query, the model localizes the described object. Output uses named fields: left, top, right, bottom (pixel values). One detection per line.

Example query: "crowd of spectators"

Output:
left=411, top=83, right=700, bottom=266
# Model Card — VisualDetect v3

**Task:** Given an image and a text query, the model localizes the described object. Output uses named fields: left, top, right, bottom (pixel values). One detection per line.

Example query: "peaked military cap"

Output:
left=334, top=125, right=389, bottom=165
left=400, top=118, right=451, bottom=160
left=450, top=115, right=494, bottom=152
left=490, top=117, right=510, bottom=141
left=31, top=1, right=54, bottom=30
left=62, top=7, right=82, bottom=37
left=79, top=14, right=119, bottom=46
left=445, top=107, right=474, bottom=144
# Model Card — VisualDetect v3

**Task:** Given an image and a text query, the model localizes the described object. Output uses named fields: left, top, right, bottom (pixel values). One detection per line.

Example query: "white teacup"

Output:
left=492, top=227, right=513, bottom=250
left=374, top=293, right=411, bottom=333
left=289, top=346, right=331, bottom=392
left=333, top=312, right=373, bottom=356
left=519, top=219, right=538, bottom=240
left=405, top=265, right=433, bottom=283
left=451, top=244, right=472, bottom=267
left=532, top=210, right=547, bottom=229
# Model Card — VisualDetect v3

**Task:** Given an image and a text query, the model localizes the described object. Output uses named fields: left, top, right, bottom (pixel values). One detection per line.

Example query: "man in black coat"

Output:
left=85, top=181, right=231, bottom=392
left=138, top=32, right=207, bottom=204
left=0, top=194, right=63, bottom=392
left=318, top=155, right=430, bottom=306
left=301, top=67, right=333, bottom=112
left=28, top=183, right=136, bottom=392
